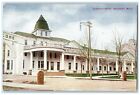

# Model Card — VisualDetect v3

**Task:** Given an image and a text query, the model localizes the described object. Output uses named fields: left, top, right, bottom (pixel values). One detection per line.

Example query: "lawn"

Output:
left=101, top=75, right=136, bottom=79
left=65, top=73, right=136, bottom=80
left=65, top=73, right=117, bottom=77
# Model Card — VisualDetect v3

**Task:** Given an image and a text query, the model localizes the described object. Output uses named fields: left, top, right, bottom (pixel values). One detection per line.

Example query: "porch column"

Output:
left=97, top=57, right=100, bottom=71
left=107, top=62, right=110, bottom=72
left=30, top=51, right=33, bottom=70
left=131, top=61, right=134, bottom=73
left=73, top=55, right=76, bottom=71
left=60, top=53, right=64, bottom=71
left=123, top=60, right=126, bottom=71
left=44, top=50, right=47, bottom=70
left=116, top=59, right=118, bottom=72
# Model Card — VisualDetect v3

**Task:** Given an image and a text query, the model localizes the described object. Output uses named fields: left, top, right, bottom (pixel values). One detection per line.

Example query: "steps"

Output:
left=44, top=71, right=65, bottom=76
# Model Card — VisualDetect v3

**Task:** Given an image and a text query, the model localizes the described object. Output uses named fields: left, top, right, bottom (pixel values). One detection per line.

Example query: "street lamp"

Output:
left=80, top=21, right=93, bottom=80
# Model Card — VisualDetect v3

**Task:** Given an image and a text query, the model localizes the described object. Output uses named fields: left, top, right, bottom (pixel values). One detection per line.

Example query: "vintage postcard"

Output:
left=2, top=2, right=138, bottom=91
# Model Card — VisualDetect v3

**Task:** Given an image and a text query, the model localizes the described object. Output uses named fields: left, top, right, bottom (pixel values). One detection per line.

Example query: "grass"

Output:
left=102, top=75, right=136, bottom=80
left=65, top=73, right=117, bottom=77
left=65, top=73, right=136, bottom=80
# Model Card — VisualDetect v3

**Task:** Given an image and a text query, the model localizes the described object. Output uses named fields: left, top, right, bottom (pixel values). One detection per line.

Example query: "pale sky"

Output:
left=3, top=3, right=138, bottom=51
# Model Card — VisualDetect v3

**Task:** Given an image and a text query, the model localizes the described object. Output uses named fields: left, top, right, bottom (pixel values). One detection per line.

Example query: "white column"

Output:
left=107, top=62, right=110, bottom=72
left=116, top=59, right=118, bottom=72
left=85, top=59, right=87, bottom=71
left=123, top=60, right=126, bottom=71
left=4, top=46, right=7, bottom=73
left=97, top=57, right=100, bottom=71
left=60, top=53, right=64, bottom=70
left=131, top=61, right=134, bottom=72
left=44, top=50, right=47, bottom=70
left=30, top=51, right=33, bottom=70
left=73, top=55, right=76, bottom=71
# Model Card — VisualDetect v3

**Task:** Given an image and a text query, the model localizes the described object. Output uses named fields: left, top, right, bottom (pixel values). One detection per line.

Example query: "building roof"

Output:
left=34, top=15, right=50, bottom=31
left=13, top=31, right=127, bottom=56
left=14, top=31, right=69, bottom=43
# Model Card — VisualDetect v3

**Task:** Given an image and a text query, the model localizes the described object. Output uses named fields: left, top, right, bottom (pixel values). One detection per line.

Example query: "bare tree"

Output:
left=78, top=21, right=94, bottom=80
left=112, top=31, right=124, bottom=78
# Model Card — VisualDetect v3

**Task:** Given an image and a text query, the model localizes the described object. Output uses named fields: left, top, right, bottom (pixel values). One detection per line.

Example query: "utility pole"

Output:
left=80, top=21, right=93, bottom=80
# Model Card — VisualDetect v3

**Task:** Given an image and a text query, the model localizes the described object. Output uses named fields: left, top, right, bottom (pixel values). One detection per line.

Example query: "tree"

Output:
left=79, top=21, right=93, bottom=80
left=112, top=31, right=124, bottom=78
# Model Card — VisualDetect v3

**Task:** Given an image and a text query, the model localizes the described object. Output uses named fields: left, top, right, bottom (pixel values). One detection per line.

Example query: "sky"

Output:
left=3, top=3, right=138, bottom=51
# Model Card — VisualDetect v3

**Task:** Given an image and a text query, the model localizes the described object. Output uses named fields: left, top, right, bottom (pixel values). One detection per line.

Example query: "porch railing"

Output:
left=24, top=43, right=64, bottom=50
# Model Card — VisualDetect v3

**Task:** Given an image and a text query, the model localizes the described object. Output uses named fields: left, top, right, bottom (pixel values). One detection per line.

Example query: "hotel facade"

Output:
left=3, top=15, right=136, bottom=76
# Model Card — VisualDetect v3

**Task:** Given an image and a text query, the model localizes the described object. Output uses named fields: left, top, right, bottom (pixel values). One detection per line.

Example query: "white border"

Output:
left=0, top=0, right=139, bottom=95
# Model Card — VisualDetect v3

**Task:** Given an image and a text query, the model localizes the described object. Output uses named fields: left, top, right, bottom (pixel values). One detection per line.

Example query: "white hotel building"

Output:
left=3, top=15, right=136, bottom=76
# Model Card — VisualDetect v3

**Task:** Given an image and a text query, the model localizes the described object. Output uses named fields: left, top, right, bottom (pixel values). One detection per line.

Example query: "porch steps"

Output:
left=44, top=72, right=65, bottom=76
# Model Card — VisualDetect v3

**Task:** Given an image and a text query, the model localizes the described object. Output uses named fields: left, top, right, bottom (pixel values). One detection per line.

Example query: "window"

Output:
left=12, top=36, right=14, bottom=40
left=40, top=51, right=43, bottom=57
left=67, top=55, right=69, bottom=59
left=33, top=61, right=35, bottom=68
left=45, top=32, right=47, bottom=36
left=41, top=31, right=43, bottom=36
left=9, top=36, right=11, bottom=39
left=51, top=62, right=54, bottom=70
left=104, top=66, right=106, bottom=71
left=41, top=41, right=43, bottom=45
left=68, top=63, right=71, bottom=70
left=41, top=61, right=44, bottom=68
left=7, top=60, right=10, bottom=70
left=38, top=61, right=40, bottom=68
left=23, top=60, right=25, bottom=69
left=8, top=50, right=10, bottom=56
left=114, top=68, right=116, bottom=71
left=50, top=52, right=52, bottom=59
left=33, top=41, right=36, bottom=45
left=92, top=66, right=94, bottom=70
left=11, top=60, right=13, bottom=70
left=6, top=35, right=8, bottom=38
left=82, top=65, right=84, bottom=70
left=99, top=66, right=102, bottom=70
left=76, top=63, right=78, bottom=70
left=24, top=53, right=27, bottom=56
left=47, top=61, right=49, bottom=70
left=72, top=56, right=74, bottom=60
left=25, top=40, right=27, bottom=45
left=57, top=62, right=60, bottom=70
left=33, top=52, right=36, bottom=57
left=54, top=53, right=57, bottom=58
left=110, top=67, right=112, bottom=71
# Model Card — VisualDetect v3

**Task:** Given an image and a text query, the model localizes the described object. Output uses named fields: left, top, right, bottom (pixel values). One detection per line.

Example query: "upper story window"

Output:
left=50, top=52, right=52, bottom=59
left=33, top=41, right=36, bottom=45
left=9, top=36, right=12, bottom=39
left=8, top=50, right=10, bottom=56
left=40, top=51, right=43, bottom=57
left=66, top=55, right=69, bottom=59
left=41, top=31, right=43, bottom=36
left=45, top=32, right=47, bottom=36
left=24, top=53, right=27, bottom=56
left=41, top=41, right=43, bottom=45
left=6, top=35, right=8, bottom=38
left=25, top=40, right=27, bottom=45
left=54, top=53, right=57, bottom=58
